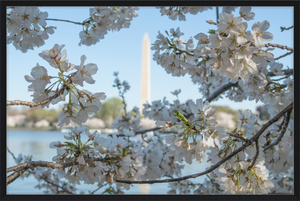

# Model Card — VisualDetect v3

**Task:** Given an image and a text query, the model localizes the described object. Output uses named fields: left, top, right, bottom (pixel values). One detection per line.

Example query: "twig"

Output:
left=248, top=139, right=259, bottom=170
left=227, top=133, right=248, bottom=142
left=263, top=108, right=293, bottom=151
left=205, top=81, right=239, bottom=103
left=274, top=51, right=293, bottom=61
left=271, top=74, right=292, bottom=82
left=46, top=18, right=84, bottom=25
left=7, top=82, right=70, bottom=108
left=116, top=102, right=293, bottom=184
left=268, top=69, right=293, bottom=77
left=280, top=25, right=293, bottom=32
left=264, top=43, right=293, bottom=52
left=7, top=147, right=17, bottom=160
left=109, top=126, right=162, bottom=137
left=90, top=183, right=108, bottom=194
left=42, top=177, right=74, bottom=194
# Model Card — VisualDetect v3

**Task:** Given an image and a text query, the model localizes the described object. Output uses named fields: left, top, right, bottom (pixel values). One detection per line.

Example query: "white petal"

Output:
left=80, top=55, right=87, bottom=67
left=262, top=32, right=273, bottom=41
left=237, top=36, right=247, bottom=45
left=260, top=20, right=270, bottom=32
left=244, top=12, right=255, bottom=21
left=94, top=92, right=106, bottom=100
left=254, top=36, right=265, bottom=48
left=25, top=75, right=34, bottom=82
left=83, top=74, right=95, bottom=84
left=240, top=7, right=251, bottom=15
left=85, top=63, right=98, bottom=75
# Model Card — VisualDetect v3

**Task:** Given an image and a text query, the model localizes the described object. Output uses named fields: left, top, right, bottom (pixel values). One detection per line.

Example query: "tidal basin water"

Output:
left=7, top=130, right=210, bottom=194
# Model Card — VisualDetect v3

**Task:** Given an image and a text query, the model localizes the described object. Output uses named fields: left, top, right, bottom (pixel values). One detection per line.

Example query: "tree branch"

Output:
left=248, top=139, right=259, bottom=170
left=263, top=107, right=293, bottom=151
left=7, top=147, right=17, bottom=161
left=205, top=81, right=238, bottom=103
left=264, top=43, right=293, bottom=52
left=46, top=18, right=84, bottom=25
left=7, top=168, right=27, bottom=185
left=7, top=82, right=69, bottom=108
left=227, top=133, right=249, bottom=142
left=42, top=177, right=74, bottom=194
left=280, top=25, right=293, bottom=32
left=116, top=102, right=293, bottom=184
left=274, top=51, right=294, bottom=61
left=109, top=126, right=163, bottom=137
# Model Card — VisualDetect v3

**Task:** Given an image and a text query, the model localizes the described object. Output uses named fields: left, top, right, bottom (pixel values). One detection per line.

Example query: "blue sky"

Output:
left=7, top=6, right=293, bottom=113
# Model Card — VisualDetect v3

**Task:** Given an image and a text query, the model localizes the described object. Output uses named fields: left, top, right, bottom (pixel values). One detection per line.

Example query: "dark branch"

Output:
left=116, top=102, right=293, bottom=184
left=42, top=177, right=74, bottom=194
left=248, top=140, right=259, bottom=170
left=280, top=25, right=293, bottom=32
left=263, top=107, right=293, bottom=151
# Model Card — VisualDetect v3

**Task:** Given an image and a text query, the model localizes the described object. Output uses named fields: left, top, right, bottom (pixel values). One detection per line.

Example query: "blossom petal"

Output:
left=85, top=63, right=98, bottom=75
left=240, top=6, right=251, bottom=15
left=262, top=32, right=273, bottom=41
left=254, top=36, right=265, bottom=48
left=83, top=74, right=95, bottom=84
left=260, top=20, right=270, bottom=32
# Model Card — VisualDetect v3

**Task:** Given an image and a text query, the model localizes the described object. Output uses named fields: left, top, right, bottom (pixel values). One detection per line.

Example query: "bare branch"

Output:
left=46, top=18, right=84, bottom=25
left=116, top=102, right=293, bottom=184
left=274, top=51, right=293, bottom=61
left=264, top=43, right=293, bottom=52
left=263, top=107, right=293, bottom=151
left=42, top=177, right=74, bottom=194
left=7, top=168, right=27, bottom=185
left=109, top=126, right=163, bottom=137
left=280, top=25, right=293, bottom=32
left=7, top=156, right=106, bottom=173
left=7, top=81, right=70, bottom=108
left=248, top=139, right=259, bottom=170
left=7, top=147, right=17, bottom=161
left=205, top=81, right=239, bottom=103
left=90, top=183, right=108, bottom=194
left=227, top=133, right=249, bottom=142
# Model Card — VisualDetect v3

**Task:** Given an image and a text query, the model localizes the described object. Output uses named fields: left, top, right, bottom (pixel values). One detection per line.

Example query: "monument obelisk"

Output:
left=140, top=33, right=151, bottom=114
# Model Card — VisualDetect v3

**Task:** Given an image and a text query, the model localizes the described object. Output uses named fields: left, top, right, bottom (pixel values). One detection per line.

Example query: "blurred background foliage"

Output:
left=97, top=97, right=124, bottom=125
left=8, top=98, right=286, bottom=129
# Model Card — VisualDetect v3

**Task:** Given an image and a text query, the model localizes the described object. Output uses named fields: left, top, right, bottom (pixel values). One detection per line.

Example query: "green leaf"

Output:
left=106, top=187, right=113, bottom=194
left=208, top=29, right=215, bottom=34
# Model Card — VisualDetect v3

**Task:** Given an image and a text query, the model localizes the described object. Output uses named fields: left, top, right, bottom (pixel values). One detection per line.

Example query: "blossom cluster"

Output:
left=79, top=7, right=139, bottom=46
left=49, top=126, right=186, bottom=191
left=151, top=6, right=293, bottom=121
left=24, top=44, right=106, bottom=127
left=6, top=7, right=56, bottom=53
left=143, top=93, right=293, bottom=194
left=156, top=6, right=213, bottom=21
left=7, top=6, right=294, bottom=195
left=152, top=7, right=275, bottom=84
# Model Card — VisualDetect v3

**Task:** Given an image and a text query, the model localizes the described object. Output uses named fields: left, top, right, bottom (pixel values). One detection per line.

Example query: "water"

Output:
left=7, top=130, right=210, bottom=194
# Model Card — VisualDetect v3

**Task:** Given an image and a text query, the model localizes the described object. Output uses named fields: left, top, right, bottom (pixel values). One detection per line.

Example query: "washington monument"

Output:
left=140, top=33, right=151, bottom=114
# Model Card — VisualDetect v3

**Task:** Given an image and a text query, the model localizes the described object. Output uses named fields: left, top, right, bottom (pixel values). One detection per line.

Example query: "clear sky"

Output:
left=7, top=6, right=293, bottom=113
